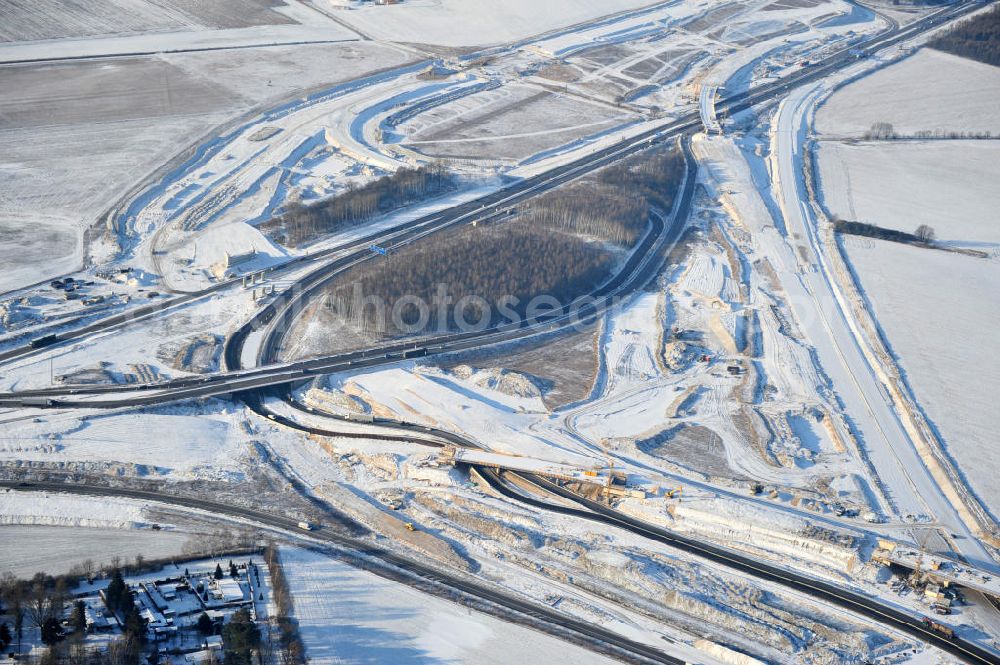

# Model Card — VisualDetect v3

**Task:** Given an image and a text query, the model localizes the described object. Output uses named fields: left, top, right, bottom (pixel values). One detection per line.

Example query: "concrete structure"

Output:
left=442, top=447, right=644, bottom=498
left=224, top=249, right=257, bottom=270
left=699, top=84, right=721, bottom=134
left=872, top=540, right=1000, bottom=599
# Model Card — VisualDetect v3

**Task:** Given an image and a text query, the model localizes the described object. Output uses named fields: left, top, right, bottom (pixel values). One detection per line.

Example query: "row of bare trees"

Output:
left=834, top=219, right=936, bottom=244
left=264, top=543, right=305, bottom=665
left=265, top=162, right=455, bottom=247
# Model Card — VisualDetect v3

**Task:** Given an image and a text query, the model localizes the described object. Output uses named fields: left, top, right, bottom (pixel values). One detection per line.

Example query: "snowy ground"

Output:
left=814, top=48, right=1000, bottom=138
left=0, top=0, right=356, bottom=61
left=280, top=546, right=622, bottom=665
left=0, top=41, right=412, bottom=294
left=0, top=0, right=301, bottom=43
left=1, top=488, right=159, bottom=528
left=815, top=42, right=1000, bottom=527
left=325, top=0, right=662, bottom=47
left=818, top=140, right=1000, bottom=244
left=0, top=525, right=190, bottom=577
left=0, top=402, right=252, bottom=480
left=841, top=240, right=1000, bottom=518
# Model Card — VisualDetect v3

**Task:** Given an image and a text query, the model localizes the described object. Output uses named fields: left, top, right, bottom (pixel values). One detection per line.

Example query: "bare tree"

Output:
left=915, top=224, right=936, bottom=243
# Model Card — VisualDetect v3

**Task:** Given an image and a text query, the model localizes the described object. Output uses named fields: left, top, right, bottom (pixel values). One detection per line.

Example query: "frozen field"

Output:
left=843, top=239, right=1000, bottom=517
left=815, top=48, right=1000, bottom=137
left=0, top=41, right=411, bottom=294
left=817, top=140, right=1000, bottom=243
left=814, top=41, right=1000, bottom=521
left=281, top=546, right=620, bottom=665
left=404, top=86, right=634, bottom=161
left=0, top=59, right=237, bottom=128
left=0, top=525, right=189, bottom=577
left=0, top=0, right=296, bottom=43
left=329, top=0, right=658, bottom=47
left=0, top=405, right=250, bottom=480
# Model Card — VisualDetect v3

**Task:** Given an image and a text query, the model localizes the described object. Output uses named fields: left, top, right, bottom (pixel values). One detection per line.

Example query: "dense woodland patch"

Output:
left=321, top=143, right=685, bottom=336
left=929, top=5, right=1000, bottom=67
left=264, top=163, right=455, bottom=247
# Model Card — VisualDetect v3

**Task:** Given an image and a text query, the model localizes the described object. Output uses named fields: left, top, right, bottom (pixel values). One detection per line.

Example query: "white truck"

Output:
left=297, top=521, right=314, bottom=531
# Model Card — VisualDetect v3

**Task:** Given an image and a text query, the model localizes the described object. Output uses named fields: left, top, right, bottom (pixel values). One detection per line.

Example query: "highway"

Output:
left=0, top=0, right=978, bottom=385
left=0, top=132, right=697, bottom=409
left=0, top=481, right=684, bottom=665
left=1, top=0, right=984, bottom=410
left=4, top=4, right=998, bottom=660
left=248, top=392, right=1000, bottom=665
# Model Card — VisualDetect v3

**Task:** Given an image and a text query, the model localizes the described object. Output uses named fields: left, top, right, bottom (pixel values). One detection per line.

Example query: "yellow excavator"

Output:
left=665, top=486, right=683, bottom=499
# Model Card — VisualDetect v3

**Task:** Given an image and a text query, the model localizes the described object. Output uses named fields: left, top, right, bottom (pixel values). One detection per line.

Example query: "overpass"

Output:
left=873, top=540, right=1000, bottom=600
left=440, top=447, right=646, bottom=498
left=699, top=84, right=721, bottom=134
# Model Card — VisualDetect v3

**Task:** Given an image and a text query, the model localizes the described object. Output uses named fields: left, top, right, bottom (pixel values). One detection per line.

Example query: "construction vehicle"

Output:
left=404, top=522, right=416, bottom=532
left=920, top=617, right=954, bottom=639
left=297, top=521, right=314, bottom=531
left=665, top=486, right=683, bottom=499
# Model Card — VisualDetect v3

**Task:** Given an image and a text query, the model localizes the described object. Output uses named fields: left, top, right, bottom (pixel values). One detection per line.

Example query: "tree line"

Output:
left=1, top=569, right=145, bottom=665
left=0, top=543, right=281, bottom=665
left=929, top=4, right=1000, bottom=67
left=834, top=219, right=936, bottom=245
left=863, top=121, right=997, bottom=141
left=264, top=163, right=456, bottom=247
left=264, top=543, right=305, bottom=665
left=321, top=143, right=686, bottom=337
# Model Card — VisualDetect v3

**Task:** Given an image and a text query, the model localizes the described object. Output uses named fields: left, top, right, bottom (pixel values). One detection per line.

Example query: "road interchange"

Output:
left=2, top=2, right=998, bottom=662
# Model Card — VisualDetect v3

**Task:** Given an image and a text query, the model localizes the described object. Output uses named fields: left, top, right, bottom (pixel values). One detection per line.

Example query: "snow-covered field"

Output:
left=0, top=41, right=411, bottom=294
left=327, top=0, right=660, bottom=47
left=0, top=403, right=251, bottom=480
left=815, top=49, right=1000, bottom=138
left=1, top=488, right=154, bottom=528
left=841, top=240, right=1000, bottom=517
left=0, top=0, right=299, bottom=43
left=0, top=0, right=356, bottom=61
left=280, top=546, right=620, bottom=665
left=818, top=140, right=1000, bottom=243
left=816, top=43, right=1000, bottom=523
left=0, top=525, right=189, bottom=577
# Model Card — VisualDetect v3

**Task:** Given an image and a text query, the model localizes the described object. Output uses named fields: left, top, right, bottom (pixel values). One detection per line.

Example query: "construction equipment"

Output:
left=297, top=521, right=314, bottom=531
left=404, top=522, right=416, bottom=532
left=665, top=486, right=683, bottom=499
left=920, top=617, right=954, bottom=639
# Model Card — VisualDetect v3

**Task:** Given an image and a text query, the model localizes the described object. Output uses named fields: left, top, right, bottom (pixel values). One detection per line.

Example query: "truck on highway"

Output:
left=21, top=397, right=55, bottom=408
left=297, top=521, right=314, bottom=531
left=30, top=334, right=59, bottom=349
left=402, top=348, right=427, bottom=359
left=921, top=617, right=954, bottom=639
